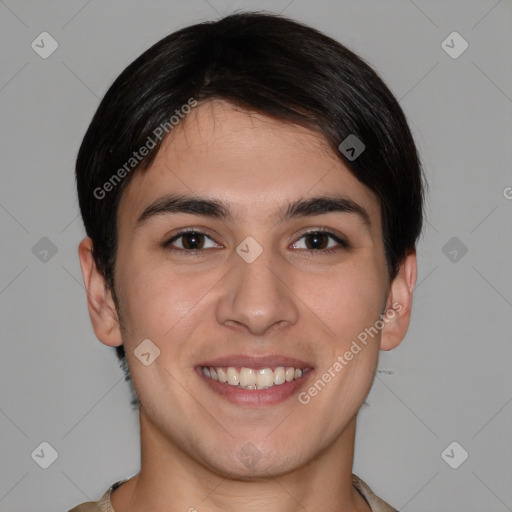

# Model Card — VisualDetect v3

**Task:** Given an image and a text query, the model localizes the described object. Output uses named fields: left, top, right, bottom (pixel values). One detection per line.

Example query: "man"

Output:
left=70, top=11, right=424, bottom=512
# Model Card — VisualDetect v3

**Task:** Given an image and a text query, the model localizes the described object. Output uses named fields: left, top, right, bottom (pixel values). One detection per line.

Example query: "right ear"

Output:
left=78, top=237, right=123, bottom=347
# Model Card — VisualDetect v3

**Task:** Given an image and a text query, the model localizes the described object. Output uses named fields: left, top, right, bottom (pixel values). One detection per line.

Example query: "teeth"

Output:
left=227, top=367, right=239, bottom=386
left=201, top=365, right=309, bottom=389
left=217, top=367, right=227, bottom=383
left=256, top=368, right=274, bottom=389
left=273, top=367, right=285, bottom=385
left=240, top=367, right=256, bottom=387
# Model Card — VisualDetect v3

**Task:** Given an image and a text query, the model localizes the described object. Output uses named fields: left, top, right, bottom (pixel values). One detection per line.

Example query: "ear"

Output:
left=78, top=237, right=123, bottom=347
left=380, top=250, right=417, bottom=351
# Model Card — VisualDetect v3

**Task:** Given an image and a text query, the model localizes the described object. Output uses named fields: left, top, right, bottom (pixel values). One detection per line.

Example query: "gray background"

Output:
left=1, top=1, right=511, bottom=511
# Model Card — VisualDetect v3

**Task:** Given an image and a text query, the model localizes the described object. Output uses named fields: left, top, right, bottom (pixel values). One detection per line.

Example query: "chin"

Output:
left=198, top=437, right=308, bottom=479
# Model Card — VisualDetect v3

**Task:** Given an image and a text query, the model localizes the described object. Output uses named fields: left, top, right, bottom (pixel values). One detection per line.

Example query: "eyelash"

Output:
left=162, top=228, right=350, bottom=255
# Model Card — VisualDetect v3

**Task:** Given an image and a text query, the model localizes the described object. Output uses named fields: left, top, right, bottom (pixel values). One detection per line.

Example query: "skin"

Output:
left=79, top=99, right=417, bottom=512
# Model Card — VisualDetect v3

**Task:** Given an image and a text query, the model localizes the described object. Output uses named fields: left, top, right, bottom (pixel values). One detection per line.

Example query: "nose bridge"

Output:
left=237, top=249, right=278, bottom=298
left=215, top=242, right=299, bottom=334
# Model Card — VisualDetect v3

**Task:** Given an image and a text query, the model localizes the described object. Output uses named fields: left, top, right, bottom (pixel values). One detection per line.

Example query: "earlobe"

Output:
left=380, top=250, right=417, bottom=351
left=78, top=237, right=123, bottom=347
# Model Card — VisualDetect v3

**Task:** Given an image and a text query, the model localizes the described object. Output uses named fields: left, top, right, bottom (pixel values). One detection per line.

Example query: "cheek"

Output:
left=115, top=256, right=220, bottom=349
left=122, top=276, right=189, bottom=334
left=301, top=265, right=386, bottom=342
left=300, top=269, right=384, bottom=416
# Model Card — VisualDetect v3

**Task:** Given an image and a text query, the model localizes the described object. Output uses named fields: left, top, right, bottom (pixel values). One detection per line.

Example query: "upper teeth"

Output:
left=202, top=366, right=308, bottom=389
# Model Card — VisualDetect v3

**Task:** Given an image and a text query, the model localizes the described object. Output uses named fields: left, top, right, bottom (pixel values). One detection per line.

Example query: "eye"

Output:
left=291, top=230, right=349, bottom=253
left=163, top=230, right=221, bottom=252
left=162, top=228, right=349, bottom=254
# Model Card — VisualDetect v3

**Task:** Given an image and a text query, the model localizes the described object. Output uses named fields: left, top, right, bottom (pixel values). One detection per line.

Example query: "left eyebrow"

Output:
left=280, top=195, right=371, bottom=229
left=135, top=193, right=372, bottom=229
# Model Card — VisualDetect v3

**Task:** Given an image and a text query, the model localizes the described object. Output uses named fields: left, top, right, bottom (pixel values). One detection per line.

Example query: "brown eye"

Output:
left=291, top=230, right=349, bottom=252
left=180, top=232, right=204, bottom=250
left=304, top=232, right=330, bottom=250
left=164, top=231, right=219, bottom=251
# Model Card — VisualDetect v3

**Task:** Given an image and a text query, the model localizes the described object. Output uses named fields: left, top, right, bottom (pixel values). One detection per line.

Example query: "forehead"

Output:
left=117, top=99, right=381, bottom=230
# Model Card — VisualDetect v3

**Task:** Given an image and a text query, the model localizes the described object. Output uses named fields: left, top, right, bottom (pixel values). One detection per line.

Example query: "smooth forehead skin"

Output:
left=116, top=99, right=386, bottom=282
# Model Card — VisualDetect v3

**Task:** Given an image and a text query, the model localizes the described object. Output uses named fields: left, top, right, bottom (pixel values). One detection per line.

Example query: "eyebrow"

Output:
left=135, top=193, right=372, bottom=229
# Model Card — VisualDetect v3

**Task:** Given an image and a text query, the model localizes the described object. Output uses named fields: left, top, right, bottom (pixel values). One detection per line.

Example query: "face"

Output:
left=92, top=99, right=404, bottom=477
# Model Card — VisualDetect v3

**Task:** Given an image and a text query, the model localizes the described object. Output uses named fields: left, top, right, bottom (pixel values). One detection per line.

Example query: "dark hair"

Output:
left=76, top=11, right=425, bottom=369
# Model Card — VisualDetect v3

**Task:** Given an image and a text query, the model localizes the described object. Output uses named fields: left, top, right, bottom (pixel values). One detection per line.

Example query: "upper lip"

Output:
left=197, top=354, right=313, bottom=370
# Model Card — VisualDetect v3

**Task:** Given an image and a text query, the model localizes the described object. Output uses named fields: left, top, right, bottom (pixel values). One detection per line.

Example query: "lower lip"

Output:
left=195, top=367, right=314, bottom=406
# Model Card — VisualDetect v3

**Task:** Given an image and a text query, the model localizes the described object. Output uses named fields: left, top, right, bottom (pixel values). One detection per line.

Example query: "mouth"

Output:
left=195, top=355, right=314, bottom=406
left=199, top=365, right=310, bottom=389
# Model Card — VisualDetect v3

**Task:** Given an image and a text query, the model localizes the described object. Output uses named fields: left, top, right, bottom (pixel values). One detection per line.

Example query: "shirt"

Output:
left=68, top=474, right=398, bottom=511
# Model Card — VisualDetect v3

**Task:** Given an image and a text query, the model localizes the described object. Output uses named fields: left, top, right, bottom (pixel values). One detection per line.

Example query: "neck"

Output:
left=111, top=407, right=371, bottom=512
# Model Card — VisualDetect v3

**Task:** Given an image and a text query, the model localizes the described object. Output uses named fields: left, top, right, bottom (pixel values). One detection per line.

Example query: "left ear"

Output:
left=380, top=249, right=417, bottom=351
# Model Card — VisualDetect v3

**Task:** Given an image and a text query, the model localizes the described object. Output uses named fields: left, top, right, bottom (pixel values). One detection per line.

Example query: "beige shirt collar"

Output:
left=68, top=474, right=398, bottom=512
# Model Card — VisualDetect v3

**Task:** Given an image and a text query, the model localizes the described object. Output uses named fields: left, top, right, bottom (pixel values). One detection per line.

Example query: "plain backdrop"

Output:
left=1, top=1, right=511, bottom=511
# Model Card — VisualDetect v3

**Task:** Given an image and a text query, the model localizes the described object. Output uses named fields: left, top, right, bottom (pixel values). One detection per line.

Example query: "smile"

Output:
left=201, top=365, right=309, bottom=389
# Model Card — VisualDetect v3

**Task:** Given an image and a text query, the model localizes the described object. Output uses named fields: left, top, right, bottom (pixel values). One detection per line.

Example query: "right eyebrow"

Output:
left=136, top=194, right=235, bottom=228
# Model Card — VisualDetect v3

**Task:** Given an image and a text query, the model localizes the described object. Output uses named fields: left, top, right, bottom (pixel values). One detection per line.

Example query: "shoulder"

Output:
left=352, top=474, right=399, bottom=512
left=67, top=480, right=128, bottom=512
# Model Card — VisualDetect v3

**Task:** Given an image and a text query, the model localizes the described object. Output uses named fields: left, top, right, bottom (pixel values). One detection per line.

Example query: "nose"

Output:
left=215, top=247, right=299, bottom=336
